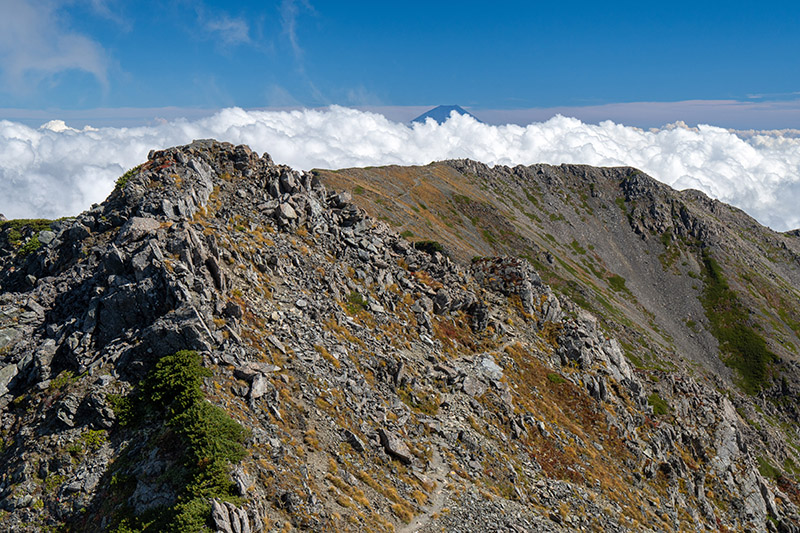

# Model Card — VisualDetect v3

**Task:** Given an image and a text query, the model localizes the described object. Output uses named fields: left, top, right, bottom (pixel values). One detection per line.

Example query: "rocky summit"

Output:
left=1, top=140, right=800, bottom=532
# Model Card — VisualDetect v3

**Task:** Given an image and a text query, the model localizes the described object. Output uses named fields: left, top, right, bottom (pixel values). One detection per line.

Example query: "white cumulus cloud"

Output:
left=1, top=106, right=799, bottom=232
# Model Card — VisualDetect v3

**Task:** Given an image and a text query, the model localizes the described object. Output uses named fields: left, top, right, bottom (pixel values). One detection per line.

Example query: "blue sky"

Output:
left=1, top=0, right=800, bottom=127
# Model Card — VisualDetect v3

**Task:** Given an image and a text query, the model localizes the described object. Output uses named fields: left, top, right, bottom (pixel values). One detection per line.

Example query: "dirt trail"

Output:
left=398, top=447, right=450, bottom=533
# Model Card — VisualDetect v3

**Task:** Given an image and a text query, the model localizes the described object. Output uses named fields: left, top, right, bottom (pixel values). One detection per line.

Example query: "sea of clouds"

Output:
left=1, top=106, right=799, bottom=231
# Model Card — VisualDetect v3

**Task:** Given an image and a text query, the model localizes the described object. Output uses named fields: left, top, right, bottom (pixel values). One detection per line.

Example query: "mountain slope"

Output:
left=315, top=161, right=800, bottom=389
left=411, top=105, right=482, bottom=124
left=0, top=141, right=799, bottom=532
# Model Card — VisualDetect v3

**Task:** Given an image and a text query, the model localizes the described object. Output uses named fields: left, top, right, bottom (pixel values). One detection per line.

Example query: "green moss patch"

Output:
left=700, top=250, right=775, bottom=394
left=569, top=239, right=586, bottom=255
left=1, top=218, right=53, bottom=251
left=17, top=235, right=42, bottom=257
left=647, top=393, right=670, bottom=416
left=758, top=456, right=781, bottom=480
left=607, top=274, right=629, bottom=294
left=345, top=291, right=367, bottom=314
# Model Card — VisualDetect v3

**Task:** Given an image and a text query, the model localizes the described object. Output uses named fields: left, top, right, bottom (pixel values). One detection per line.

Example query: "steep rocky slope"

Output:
left=317, top=162, right=800, bottom=395
left=1, top=140, right=799, bottom=532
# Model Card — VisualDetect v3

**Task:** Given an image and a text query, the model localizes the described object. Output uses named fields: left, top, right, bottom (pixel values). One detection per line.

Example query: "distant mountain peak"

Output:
left=411, top=105, right=482, bottom=124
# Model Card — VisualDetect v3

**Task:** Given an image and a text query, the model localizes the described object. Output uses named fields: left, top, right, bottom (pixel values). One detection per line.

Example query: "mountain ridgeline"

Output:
left=1, top=140, right=800, bottom=532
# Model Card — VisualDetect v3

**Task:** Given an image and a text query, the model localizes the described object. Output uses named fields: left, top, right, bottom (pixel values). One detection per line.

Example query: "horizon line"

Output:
left=2, top=97, right=800, bottom=131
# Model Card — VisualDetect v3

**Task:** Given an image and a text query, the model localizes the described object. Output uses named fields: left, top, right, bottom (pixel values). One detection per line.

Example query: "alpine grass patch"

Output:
left=700, top=250, right=775, bottom=394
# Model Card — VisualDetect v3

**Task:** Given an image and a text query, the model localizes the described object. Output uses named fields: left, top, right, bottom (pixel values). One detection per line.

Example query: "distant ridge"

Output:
left=411, top=104, right=482, bottom=124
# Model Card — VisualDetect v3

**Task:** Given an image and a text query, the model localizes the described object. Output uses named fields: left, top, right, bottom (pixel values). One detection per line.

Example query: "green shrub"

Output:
left=67, top=443, right=84, bottom=458
left=524, top=189, right=539, bottom=207
left=169, top=497, right=213, bottom=533
left=173, top=401, right=247, bottom=467
left=7, top=228, right=22, bottom=244
left=0, top=219, right=52, bottom=233
left=82, top=429, right=107, bottom=451
left=49, top=370, right=76, bottom=391
left=115, top=165, right=141, bottom=191
left=647, top=393, right=670, bottom=415
left=44, top=474, right=66, bottom=493
left=146, top=350, right=209, bottom=416
left=413, top=240, right=445, bottom=255
left=345, top=291, right=367, bottom=314
left=110, top=518, right=139, bottom=533
left=110, top=350, right=247, bottom=532
left=615, top=197, right=632, bottom=224
left=481, top=229, right=497, bottom=244
left=107, top=393, right=135, bottom=427
left=546, top=373, right=566, bottom=384
left=397, top=384, right=440, bottom=415
left=150, top=350, right=246, bottom=530
left=65, top=430, right=107, bottom=460
left=1, top=219, right=52, bottom=247
left=17, top=236, right=41, bottom=256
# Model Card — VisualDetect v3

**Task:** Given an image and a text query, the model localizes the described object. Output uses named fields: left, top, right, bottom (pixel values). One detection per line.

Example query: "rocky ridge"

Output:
left=0, top=140, right=798, bottom=532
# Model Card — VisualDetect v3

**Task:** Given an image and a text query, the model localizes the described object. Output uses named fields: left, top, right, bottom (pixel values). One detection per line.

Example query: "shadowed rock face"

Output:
left=0, top=140, right=799, bottom=532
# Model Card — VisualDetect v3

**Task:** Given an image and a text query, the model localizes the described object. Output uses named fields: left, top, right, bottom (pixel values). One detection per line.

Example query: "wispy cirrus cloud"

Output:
left=277, top=1, right=327, bottom=104
left=0, top=0, right=109, bottom=94
left=86, top=0, right=130, bottom=30
left=280, top=0, right=315, bottom=62
left=745, top=91, right=800, bottom=101
left=197, top=8, right=252, bottom=48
